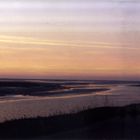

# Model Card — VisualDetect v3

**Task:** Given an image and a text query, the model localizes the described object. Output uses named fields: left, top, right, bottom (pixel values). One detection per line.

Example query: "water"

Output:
left=0, top=80, right=140, bottom=122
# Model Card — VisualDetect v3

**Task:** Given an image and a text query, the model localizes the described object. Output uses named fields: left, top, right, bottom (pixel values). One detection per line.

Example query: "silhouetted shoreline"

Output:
left=0, top=103, right=140, bottom=139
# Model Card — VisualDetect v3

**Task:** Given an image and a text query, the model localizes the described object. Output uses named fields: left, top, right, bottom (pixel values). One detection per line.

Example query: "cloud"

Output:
left=0, top=35, right=139, bottom=50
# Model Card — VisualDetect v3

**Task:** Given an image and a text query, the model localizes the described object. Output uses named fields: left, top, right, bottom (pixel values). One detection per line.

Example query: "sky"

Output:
left=0, top=0, right=140, bottom=80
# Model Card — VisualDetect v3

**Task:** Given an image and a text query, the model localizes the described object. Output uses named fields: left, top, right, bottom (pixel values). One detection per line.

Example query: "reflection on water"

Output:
left=0, top=80, right=140, bottom=122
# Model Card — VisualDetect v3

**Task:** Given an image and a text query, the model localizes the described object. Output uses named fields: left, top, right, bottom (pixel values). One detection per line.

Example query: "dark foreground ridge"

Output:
left=0, top=104, right=140, bottom=139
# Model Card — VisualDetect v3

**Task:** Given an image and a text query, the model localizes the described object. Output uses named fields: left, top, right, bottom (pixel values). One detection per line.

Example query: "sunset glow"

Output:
left=0, top=0, right=140, bottom=80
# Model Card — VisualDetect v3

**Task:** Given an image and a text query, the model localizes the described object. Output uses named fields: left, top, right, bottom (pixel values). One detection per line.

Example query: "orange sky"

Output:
left=0, top=0, right=140, bottom=80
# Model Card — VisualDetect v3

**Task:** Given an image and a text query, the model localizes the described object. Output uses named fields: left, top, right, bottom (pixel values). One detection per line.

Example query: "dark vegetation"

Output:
left=0, top=104, right=140, bottom=139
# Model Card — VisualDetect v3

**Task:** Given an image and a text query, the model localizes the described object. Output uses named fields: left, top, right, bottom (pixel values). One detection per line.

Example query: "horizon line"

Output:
left=0, top=78, right=140, bottom=82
